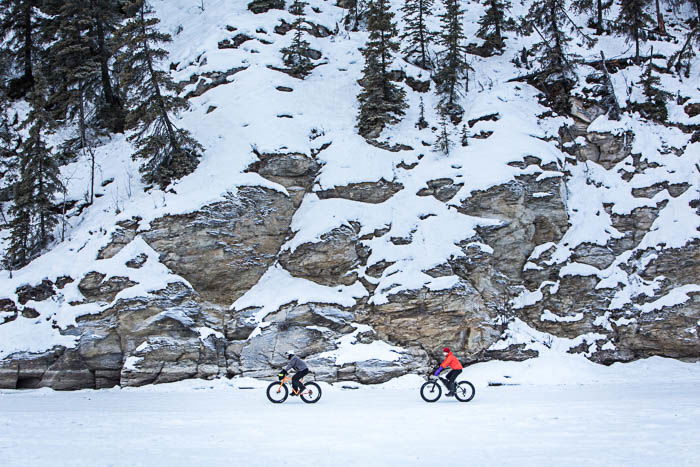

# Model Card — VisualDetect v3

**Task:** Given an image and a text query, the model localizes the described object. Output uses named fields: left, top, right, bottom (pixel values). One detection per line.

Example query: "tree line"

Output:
left=0, top=0, right=201, bottom=270
left=355, top=0, right=700, bottom=146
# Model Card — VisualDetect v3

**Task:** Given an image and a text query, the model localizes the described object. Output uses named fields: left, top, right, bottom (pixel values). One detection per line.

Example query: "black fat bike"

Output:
left=420, top=374, right=475, bottom=403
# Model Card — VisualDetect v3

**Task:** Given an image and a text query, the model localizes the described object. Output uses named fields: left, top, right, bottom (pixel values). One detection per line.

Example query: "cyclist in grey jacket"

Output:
left=282, top=352, right=309, bottom=396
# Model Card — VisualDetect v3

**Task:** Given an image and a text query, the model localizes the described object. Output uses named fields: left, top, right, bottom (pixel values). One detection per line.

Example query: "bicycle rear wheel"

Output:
left=420, top=381, right=442, bottom=402
left=454, top=381, right=475, bottom=402
left=266, top=382, right=288, bottom=403
left=300, top=382, right=322, bottom=404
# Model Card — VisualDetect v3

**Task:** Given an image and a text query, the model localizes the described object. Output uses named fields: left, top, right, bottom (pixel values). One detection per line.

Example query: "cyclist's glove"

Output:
left=433, top=367, right=443, bottom=376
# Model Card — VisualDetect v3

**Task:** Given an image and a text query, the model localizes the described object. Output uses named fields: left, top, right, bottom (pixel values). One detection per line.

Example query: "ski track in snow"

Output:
left=1, top=357, right=700, bottom=467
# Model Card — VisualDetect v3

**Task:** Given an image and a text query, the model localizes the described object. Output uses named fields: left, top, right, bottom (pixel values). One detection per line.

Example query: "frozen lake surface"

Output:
left=2, top=357, right=699, bottom=466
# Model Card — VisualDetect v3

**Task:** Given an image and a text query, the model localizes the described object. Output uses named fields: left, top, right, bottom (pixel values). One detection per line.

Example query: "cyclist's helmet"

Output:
left=443, top=347, right=451, bottom=353
left=286, top=352, right=294, bottom=360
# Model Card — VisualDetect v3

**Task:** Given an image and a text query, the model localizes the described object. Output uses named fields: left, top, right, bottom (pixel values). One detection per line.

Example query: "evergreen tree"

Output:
left=0, top=103, right=19, bottom=188
left=5, top=82, right=62, bottom=270
left=434, top=114, right=452, bottom=155
left=356, top=0, right=407, bottom=139
left=571, top=0, right=612, bottom=35
left=401, top=0, right=434, bottom=69
left=596, top=51, right=621, bottom=120
left=345, top=0, right=368, bottom=31
left=476, top=0, right=515, bottom=54
left=281, top=1, right=314, bottom=78
left=616, top=0, right=654, bottom=64
left=633, top=55, right=671, bottom=121
left=416, top=97, right=428, bottom=129
left=89, top=0, right=127, bottom=133
left=115, top=0, right=202, bottom=188
left=460, top=124, right=469, bottom=146
left=434, top=0, right=470, bottom=122
left=0, top=0, right=44, bottom=98
left=47, top=0, right=101, bottom=132
left=523, top=0, right=588, bottom=111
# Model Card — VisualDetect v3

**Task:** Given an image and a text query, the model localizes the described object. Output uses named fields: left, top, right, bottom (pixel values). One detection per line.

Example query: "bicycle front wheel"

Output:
left=420, top=381, right=442, bottom=402
left=454, top=381, right=475, bottom=402
left=300, top=382, right=322, bottom=404
left=266, top=381, right=288, bottom=403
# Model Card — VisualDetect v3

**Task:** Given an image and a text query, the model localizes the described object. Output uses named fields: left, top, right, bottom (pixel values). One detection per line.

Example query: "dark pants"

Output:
left=292, top=368, right=309, bottom=393
left=443, top=369, right=461, bottom=392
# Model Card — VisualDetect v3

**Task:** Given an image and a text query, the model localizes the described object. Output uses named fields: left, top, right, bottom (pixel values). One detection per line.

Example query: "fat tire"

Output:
left=266, top=381, right=288, bottom=403
left=420, top=381, right=442, bottom=402
left=300, top=382, right=322, bottom=404
left=454, top=381, right=475, bottom=402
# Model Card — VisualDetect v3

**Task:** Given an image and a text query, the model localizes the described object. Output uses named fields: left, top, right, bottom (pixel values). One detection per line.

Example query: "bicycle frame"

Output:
left=277, top=375, right=310, bottom=395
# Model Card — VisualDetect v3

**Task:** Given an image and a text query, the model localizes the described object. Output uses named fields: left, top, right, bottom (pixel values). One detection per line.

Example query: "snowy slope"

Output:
left=0, top=0, right=698, bottom=370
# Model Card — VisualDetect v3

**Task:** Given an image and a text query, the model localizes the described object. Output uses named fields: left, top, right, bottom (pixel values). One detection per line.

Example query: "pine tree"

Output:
left=356, top=0, right=407, bottom=139
left=571, top=0, right=612, bottom=35
left=0, top=102, right=19, bottom=189
left=47, top=0, right=101, bottom=130
left=597, top=51, right=621, bottom=120
left=634, top=54, right=671, bottom=121
left=89, top=0, right=127, bottom=133
left=434, top=0, right=470, bottom=122
left=5, top=82, right=62, bottom=270
left=116, top=0, right=202, bottom=188
left=345, top=0, right=368, bottom=31
left=460, top=124, right=469, bottom=146
left=476, top=0, right=515, bottom=54
left=416, top=97, right=428, bottom=129
left=281, top=1, right=314, bottom=78
left=616, top=0, right=654, bottom=64
left=0, top=0, right=45, bottom=98
left=434, top=114, right=452, bottom=155
left=523, top=0, right=587, bottom=112
left=401, top=0, right=434, bottom=69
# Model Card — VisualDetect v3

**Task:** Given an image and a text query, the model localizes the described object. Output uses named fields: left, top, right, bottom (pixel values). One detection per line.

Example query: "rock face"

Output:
left=1, top=137, right=697, bottom=390
left=141, top=187, right=296, bottom=307
left=316, top=179, right=403, bottom=204
left=363, top=285, right=502, bottom=356
left=279, top=225, right=360, bottom=286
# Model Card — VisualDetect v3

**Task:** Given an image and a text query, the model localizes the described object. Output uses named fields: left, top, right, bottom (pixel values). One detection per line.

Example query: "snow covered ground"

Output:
left=1, top=356, right=699, bottom=467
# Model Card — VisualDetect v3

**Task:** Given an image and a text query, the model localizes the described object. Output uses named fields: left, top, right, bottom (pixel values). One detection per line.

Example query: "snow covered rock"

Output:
left=141, top=187, right=296, bottom=307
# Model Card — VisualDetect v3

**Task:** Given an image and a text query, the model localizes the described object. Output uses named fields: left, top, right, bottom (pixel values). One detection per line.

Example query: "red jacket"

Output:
left=440, top=352, right=463, bottom=370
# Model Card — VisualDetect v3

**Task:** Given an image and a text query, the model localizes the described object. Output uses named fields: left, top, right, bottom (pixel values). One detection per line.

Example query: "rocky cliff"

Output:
left=0, top=0, right=698, bottom=389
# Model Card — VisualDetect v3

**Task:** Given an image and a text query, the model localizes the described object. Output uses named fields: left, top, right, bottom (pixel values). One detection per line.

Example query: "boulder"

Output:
left=16, top=279, right=55, bottom=305
left=78, top=272, right=137, bottom=303
left=248, top=0, right=285, bottom=14
left=316, top=179, right=403, bottom=204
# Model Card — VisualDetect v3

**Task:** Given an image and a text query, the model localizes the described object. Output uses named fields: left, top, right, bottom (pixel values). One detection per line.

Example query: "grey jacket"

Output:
left=284, top=356, right=308, bottom=372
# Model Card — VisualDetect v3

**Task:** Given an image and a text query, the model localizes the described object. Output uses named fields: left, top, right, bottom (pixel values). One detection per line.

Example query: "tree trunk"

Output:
left=596, top=0, right=604, bottom=35
left=655, top=0, right=666, bottom=35
left=140, top=5, right=179, bottom=157
left=22, top=3, right=34, bottom=84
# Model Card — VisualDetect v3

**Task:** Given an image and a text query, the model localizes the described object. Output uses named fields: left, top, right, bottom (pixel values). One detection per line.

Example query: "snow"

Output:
left=317, top=324, right=404, bottom=365
left=1, top=356, right=699, bottom=467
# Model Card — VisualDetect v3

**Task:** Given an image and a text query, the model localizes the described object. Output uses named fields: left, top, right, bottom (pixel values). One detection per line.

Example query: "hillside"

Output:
left=0, top=0, right=698, bottom=390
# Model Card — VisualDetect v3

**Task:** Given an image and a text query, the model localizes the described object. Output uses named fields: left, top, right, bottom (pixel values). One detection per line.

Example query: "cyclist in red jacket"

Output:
left=433, top=347, right=463, bottom=397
